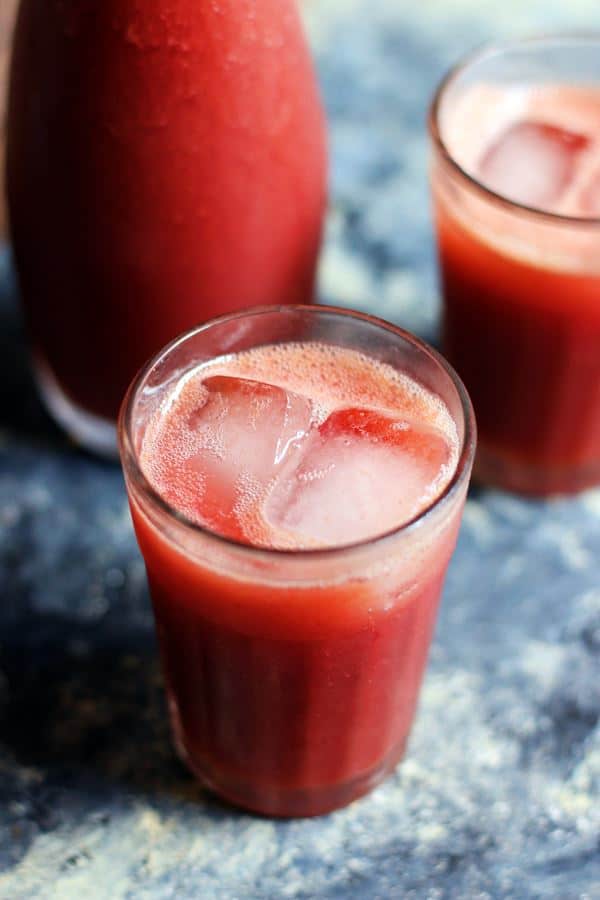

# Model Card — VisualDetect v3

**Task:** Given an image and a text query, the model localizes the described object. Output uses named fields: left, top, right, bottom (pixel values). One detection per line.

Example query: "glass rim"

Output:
left=118, top=304, right=476, bottom=562
left=428, top=31, right=600, bottom=228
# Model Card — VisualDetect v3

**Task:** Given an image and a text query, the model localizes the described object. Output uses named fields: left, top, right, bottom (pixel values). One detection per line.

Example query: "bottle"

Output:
left=6, top=0, right=327, bottom=454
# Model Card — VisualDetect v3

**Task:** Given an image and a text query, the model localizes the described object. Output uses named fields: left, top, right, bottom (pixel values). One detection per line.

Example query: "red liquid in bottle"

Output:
left=7, top=0, right=327, bottom=429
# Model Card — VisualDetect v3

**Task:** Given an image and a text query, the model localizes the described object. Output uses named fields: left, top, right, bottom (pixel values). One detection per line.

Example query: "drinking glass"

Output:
left=119, top=305, right=475, bottom=816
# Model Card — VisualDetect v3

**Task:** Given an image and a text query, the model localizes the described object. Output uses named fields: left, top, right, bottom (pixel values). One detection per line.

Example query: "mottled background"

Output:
left=1, top=2, right=599, bottom=898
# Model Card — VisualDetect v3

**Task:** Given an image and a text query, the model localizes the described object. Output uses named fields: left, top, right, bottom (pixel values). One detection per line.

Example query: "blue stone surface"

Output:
left=1, top=3, right=599, bottom=897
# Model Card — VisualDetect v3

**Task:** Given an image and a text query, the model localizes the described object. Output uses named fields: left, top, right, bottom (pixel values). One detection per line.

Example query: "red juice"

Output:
left=430, top=41, right=600, bottom=495
left=6, top=0, right=327, bottom=449
left=119, top=307, right=475, bottom=817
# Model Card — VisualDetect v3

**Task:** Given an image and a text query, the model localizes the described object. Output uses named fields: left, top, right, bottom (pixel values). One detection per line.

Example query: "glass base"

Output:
left=475, top=442, right=600, bottom=496
left=173, top=725, right=407, bottom=818
left=34, top=357, right=118, bottom=459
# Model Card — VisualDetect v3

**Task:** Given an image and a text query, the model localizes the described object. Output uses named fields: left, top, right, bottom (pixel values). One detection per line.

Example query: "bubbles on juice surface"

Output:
left=140, top=344, right=459, bottom=549
left=263, top=407, right=453, bottom=547
left=478, top=120, right=590, bottom=209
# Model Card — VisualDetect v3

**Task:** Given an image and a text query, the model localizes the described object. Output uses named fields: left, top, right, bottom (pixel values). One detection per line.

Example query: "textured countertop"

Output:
left=1, top=2, right=600, bottom=898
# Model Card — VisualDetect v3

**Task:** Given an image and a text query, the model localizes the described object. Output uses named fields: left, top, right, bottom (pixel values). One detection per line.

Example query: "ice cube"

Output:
left=478, top=120, right=590, bottom=210
left=264, top=407, right=452, bottom=548
left=155, top=375, right=313, bottom=539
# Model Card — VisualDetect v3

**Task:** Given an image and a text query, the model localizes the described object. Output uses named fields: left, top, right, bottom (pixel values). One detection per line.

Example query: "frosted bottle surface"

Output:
left=6, top=0, right=327, bottom=438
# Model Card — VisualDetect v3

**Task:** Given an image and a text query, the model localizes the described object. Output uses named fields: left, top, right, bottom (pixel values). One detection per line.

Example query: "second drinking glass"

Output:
left=430, top=35, right=600, bottom=495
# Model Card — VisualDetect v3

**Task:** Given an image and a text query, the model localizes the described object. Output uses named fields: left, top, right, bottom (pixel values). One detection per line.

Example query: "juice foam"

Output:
left=140, top=342, right=458, bottom=549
